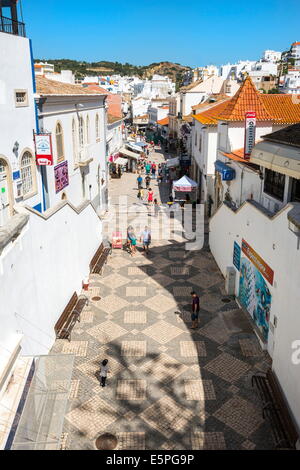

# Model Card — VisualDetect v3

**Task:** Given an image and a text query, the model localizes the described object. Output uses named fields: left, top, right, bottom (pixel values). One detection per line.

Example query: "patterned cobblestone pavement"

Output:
left=52, top=149, right=273, bottom=450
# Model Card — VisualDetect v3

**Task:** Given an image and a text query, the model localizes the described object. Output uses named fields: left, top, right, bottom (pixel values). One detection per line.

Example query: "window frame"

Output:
left=20, top=150, right=37, bottom=199
left=95, top=114, right=100, bottom=141
left=15, top=89, right=29, bottom=107
left=55, top=122, right=65, bottom=163
left=263, top=169, right=285, bottom=201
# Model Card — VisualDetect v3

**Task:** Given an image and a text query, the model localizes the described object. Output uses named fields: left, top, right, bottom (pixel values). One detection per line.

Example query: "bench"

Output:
left=90, top=241, right=112, bottom=275
left=55, top=292, right=89, bottom=342
left=252, top=369, right=299, bottom=449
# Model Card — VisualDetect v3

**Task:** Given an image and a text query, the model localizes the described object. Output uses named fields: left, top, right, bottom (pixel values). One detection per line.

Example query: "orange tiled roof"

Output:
left=261, top=94, right=300, bottom=124
left=292, top=42, right=300, bottom=46
left=193, top=100, right=231, bottom=125
left=158, top=117, right=169, bottom=126
left=193, top=77, right=300, bottom=125
left=223, top=148, right=249, bottom=162
left=217, top=77, right=273, bottom=121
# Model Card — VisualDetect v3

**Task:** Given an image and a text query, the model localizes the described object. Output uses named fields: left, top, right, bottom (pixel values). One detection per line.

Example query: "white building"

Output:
left=131, top=96, right=150, bottom=118
left=281, top=69, right=300, bottom=94
left=133, top=74, right=175, bottom=99
left=290, top=41, right=300, bottom=63
left=35, top=76, right=108, bottom=212
left=220, top=61, right=256, bottom=81
left=262, top=50, right=282, bottom=63
left=192, top=65, right=219, bottom=82
left=0, top=8, right=40, bottom=226
left=148, top=105, right=169, bottom=124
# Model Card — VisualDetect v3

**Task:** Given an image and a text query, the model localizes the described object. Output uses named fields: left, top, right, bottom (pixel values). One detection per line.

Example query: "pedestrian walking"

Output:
left=137, top=174, right=143, bottom=189
left=140, top=226, right=151, bottom=255
left=147, top=188, right=154, bottom=206
left=127, top=227, right=137, bottom=256
left=151, top=162, right=156, bottom=179
left=190, top=291, right=200, bottom=329
left=100, top=359, right=110, bottom=387
left=145, top=175, right=151, bottom=189
left=145, top=162, right=151, bottom=175
left=137, top=188, right=144, bottom=200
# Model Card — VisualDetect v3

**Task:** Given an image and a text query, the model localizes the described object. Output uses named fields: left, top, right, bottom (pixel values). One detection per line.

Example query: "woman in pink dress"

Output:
left=147, top=188, right=154, bottom=206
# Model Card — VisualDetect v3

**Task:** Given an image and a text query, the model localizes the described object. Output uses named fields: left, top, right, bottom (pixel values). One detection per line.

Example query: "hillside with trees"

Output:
left=34, top=59, right=191, bottom=88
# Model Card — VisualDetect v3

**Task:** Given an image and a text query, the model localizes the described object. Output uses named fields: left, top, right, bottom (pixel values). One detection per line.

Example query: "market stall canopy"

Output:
left=114, top=157, right=128, bottom=166
left=173, top=175, right=198, bottom=192
left=119, top=147, right=139, bottom=160
left=134, top=141, right=147, bottom=147
left=125, top=143, right=144, bottom=153
left=166, top=157, right=180, bottom=168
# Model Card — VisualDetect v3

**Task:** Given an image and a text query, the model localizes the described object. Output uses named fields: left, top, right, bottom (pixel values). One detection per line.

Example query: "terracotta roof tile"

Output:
left=193, top=77, right=300, bottom=125
left=261, top=94, right=300, bottom=124
left=217, top=77, right=273, bottom=121
left=193, top=100, right=231, bottom=125
left=36, top=76, right=106, bottom=96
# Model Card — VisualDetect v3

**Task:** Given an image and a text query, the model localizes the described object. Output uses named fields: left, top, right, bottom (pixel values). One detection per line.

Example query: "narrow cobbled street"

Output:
left=52, top=148, right=273, bottom=450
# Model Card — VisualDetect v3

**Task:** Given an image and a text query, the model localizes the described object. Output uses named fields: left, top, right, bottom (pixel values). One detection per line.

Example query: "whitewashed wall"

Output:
left=0, top=202, right=102, bottom=357
left=39, top=96, right=107, bottom=212
left=209, top=201, right=300, bottom=431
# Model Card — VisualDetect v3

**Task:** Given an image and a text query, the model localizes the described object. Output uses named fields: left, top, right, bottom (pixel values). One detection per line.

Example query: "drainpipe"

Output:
left=239, top=167, right=245, bottom=207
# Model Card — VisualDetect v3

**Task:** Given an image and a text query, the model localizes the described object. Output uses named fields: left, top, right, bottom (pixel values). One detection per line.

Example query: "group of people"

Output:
left=126, top=225, right=152, bottom=256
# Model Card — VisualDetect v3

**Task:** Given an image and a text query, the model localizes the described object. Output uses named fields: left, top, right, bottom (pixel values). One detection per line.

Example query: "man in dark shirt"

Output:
left=191, top=291, right=200, bottom=329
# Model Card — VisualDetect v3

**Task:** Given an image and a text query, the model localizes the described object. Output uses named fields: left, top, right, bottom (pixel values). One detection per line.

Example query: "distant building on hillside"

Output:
left=262, top=50, right=282, bottom=63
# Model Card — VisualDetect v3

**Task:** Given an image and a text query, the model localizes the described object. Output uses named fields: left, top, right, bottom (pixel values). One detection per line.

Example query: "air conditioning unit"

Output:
left=225, top=266, right=236, bottom=296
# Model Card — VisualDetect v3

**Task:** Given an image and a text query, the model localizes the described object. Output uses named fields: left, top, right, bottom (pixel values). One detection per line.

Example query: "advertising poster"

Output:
left=54, top=161, right=69, bottom=193
left=238, top=240, right=273, bottom=341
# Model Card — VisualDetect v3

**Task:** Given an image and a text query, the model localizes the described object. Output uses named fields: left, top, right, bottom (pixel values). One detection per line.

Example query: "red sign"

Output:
left=112, top=232, right=123, bottom=249
left=34, top=134, right=53, bottom=165
left=241, top=239, right=274, bottom=285
left=244, top=112, right=256, bottom=159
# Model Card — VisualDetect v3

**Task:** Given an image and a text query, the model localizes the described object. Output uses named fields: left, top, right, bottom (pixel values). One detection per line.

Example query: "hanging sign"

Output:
left=34, top=133, right=53, bottom=166
left=244, top=112, right=256, bottom=159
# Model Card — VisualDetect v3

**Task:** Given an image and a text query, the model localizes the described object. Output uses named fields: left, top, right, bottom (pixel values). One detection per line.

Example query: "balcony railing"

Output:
left=0, top=15, right=26, bottom=37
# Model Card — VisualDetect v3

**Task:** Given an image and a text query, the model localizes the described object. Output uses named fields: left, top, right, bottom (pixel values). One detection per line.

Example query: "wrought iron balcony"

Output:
left=0, top=15, right=26, bottom=37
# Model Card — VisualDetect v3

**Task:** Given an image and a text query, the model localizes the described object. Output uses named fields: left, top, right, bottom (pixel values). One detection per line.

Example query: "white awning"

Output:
left=114, top=157, right=128, bottom=165
left=166, top=157, right=180, bottom=168
left=251, top=141, right=300, bottom=179
left=119, top=147, right=139, bottom=160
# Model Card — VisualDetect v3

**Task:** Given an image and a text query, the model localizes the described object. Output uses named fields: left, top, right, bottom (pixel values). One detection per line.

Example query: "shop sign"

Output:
left=241, top=239, right=274, bottom=285
left=54, top=161, right=69, bottom=193
left=35, top=134, right=53, bottom=165
left=244, top=112, right=256, bottom=159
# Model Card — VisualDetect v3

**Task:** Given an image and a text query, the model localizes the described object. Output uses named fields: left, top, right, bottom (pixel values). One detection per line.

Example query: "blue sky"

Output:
left=23, top=0, right=300, bottom=67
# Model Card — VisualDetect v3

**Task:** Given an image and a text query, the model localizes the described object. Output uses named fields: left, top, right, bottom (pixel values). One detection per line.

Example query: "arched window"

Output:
left=86, top=116, right=90, bottom=144
left=79, top=116, right=84, bottom=148
left=20, top=151, right=34, bottom=196
left=55, top=122, right=64, bottom=162
left=72, top=119, right=78, bottom=164
left=95, top=114, right=100, bottom=140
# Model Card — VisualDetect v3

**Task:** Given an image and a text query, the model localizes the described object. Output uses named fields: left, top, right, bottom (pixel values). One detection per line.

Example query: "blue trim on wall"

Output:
left=29, top=39, right=36, bottom=94
left=32, top=203, right=42, bottom=213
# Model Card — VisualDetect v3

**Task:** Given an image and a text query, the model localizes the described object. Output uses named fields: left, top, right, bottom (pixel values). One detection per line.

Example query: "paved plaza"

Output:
left=52, top=149, right=273, bottom=450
